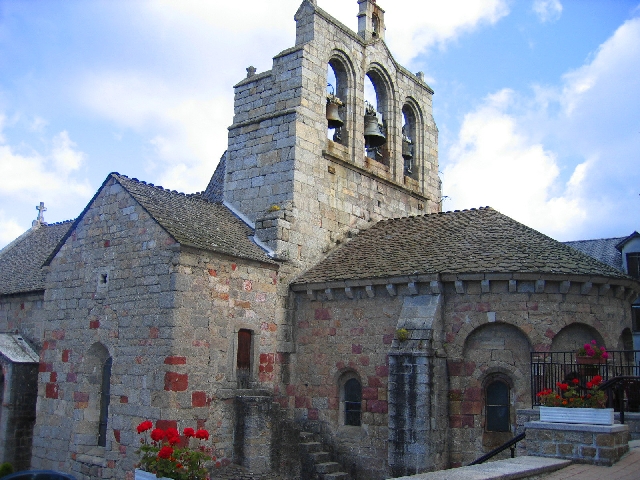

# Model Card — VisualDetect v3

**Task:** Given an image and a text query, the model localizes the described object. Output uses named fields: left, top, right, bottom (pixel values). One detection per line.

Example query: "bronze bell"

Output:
left=364, top=112, right=386, bottom=148
left=326, top=100, right=344, bottom=130
left=402, top=136, right=413, bottom=160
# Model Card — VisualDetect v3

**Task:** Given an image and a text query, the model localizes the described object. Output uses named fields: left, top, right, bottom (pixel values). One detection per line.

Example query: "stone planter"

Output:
left=135, top=469, right=173, bottom=480
left=539, top=406, right=614, bottom=425
left=575, top=356, right=607, bottom=365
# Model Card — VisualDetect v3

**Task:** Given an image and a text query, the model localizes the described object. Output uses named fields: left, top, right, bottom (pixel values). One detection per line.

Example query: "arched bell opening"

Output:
left=326, top=59, right=350, bottom=146
left=364, top=71, right=389, bottom=165
left=402, top=104, right=418, bottom=180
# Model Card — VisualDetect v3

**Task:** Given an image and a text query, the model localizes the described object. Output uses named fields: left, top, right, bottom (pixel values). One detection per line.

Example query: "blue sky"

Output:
left=0, top=0, right=638, bottom=249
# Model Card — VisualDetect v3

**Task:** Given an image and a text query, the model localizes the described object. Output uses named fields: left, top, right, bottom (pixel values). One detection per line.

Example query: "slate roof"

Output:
left=202, top=153, right=226, bottom=203
left=112, top=174, right=274, bottom=264
left=564, top=237, right=625, bottom=271
left=0, top=221, right=72, bottom=295
left=293, top=207, right=630, bottom=285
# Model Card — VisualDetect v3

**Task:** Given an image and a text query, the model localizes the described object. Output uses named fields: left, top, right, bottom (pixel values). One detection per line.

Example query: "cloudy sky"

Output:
left=0, top=0, right=638, bottom=249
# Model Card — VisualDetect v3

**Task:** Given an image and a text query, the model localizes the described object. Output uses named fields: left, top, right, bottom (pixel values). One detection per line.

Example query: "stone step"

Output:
left=322, top=472, right=349, bottom=480
left=315, top=462, right=340, bottom=474
left=300, top=441, right=322, bottom=453
left=300, top=431, right=315, bottom=442
left=310, top=451, right=331, bottom=463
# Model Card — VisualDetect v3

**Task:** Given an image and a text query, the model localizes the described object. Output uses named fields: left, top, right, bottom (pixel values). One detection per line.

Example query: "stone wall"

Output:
left=0, top=292, right=45, bottom=349
left=225, top=1, right=440, bottom=269
left=444, top=276, right=635, bottom=467
left=30, top=178, right=281, bottom=479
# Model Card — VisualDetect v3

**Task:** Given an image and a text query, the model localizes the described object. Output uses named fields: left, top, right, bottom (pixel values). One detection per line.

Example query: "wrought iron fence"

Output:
left=530, top=350, right=640, bottom=409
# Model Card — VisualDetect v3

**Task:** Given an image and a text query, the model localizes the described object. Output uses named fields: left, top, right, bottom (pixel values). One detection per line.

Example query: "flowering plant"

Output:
left=136, top=420, right=215, bottom=480
left=576, top=340, right=609, bottom=359
left=537, top=375, right=607, bottom=408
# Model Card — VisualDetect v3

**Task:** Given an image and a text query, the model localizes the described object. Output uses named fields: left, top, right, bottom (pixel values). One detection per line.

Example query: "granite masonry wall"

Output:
left=225, top=0, right=440, bottom=270
left=443, top=277, right=635, bottom=467
left=30, top=178, right=281, bottom=479
left=0, top=293, right=46, bottom=350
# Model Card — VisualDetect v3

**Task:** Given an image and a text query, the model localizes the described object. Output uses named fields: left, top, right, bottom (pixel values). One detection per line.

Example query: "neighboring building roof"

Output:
left=202, top=153, right=226, bottom=203
left=0, top=221, right=72, bottom=296
left=0, top=334, right=39, bottom=363
left=616, top=231, right=640, bottom=252
left=564, top=237, right=626, bottom=272
left=294, top=207, right=630, bottom=285
left=112, top=174, right=275, bottom=264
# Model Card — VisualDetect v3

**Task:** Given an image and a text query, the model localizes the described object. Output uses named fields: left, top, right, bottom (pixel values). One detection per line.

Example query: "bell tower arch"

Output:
left=223, top=0, right=440, bottom=268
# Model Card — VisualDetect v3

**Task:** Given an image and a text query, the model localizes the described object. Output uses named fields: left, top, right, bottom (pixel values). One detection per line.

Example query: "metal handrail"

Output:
left=467, top=432, right=526, bottom=466
left=599, top=375, right=640, bottom=424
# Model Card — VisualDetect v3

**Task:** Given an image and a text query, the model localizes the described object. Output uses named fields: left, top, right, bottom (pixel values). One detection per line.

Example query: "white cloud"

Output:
left=532, top=0, right=562, bottom=23
left=0, top=212, right=26, bottom=248
left=0, top=124, right=92, bottom=200
left=442, top=15, right=640, bottom=240
left=442, top=90, right=587, bottom=237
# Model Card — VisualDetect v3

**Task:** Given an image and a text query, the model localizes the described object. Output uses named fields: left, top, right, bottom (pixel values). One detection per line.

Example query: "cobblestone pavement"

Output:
left=536, top=440, right=640, bottom=479
left=209, top=463, right=287, bottom=480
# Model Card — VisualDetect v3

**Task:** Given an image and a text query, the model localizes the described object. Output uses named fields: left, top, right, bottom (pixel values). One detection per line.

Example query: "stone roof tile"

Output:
left=564, top=237, right=626, bottom=271
left=112, top=174, right=274, bottom=265
left=0, top=221, right=73, bottom=295
left=294, top=207, right=629, bottom=285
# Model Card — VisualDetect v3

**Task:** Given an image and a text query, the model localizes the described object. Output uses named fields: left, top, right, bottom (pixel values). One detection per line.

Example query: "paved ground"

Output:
left=533, top=440, right=640, bottom=479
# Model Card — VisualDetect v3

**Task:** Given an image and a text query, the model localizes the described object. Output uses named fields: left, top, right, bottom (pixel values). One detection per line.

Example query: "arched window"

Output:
left=327, top=56, right=352, bottom=146
left=402, top=104, right=418, bottom=179
left=98, top=357, right=112, bottom=447
left=364, top=71, right=390, bottom=166
left=485, top=380, right=510, bottom=432
left=237, top=329, right=252, bottom=389
left=343, top=378, right=362, bottom=426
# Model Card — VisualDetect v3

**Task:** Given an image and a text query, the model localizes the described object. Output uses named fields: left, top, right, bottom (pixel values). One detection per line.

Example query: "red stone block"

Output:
left=448, top=361, right=463, bottom=376
left=476, top=303, right=491, bottom=312
left=359, top=356, right=370, bottom=366
left=164, top=356, right=187, bottom=365
left=120, top=396, right=128, bottom=403
left=149, top=327, right=159, bottom=338
left=375, top=365, right=389, bottom=377
left=352, top=344, right=362, bottom=354
left=45, top=383, right=58, bottom=399
left=104, top=240, right=110, bottom=247
left=89, top=320, right=100, bottom=329
left=62, top=350, right=71, bottom=362
left=461, top=401, right=482, bottom=415
left=362, top=387, right=378, bottom=400
left=368, top=376, right=382, bottom=387
left=264, top=363, right=274, bottom=373
left=295, top=396, right=310, bottom=408
left=231, top=263, right=237, bottom=271
left=298, top=320, right=309, bottom=329
left=192, top=391, right=208, bottom=407
left=73, top=391, right=89, bottom=402
left=157, top=420, right=178, bottom=430
left=50, top=372, right=57, bottom=382
left=164, top=372, right=188, bottom=391
left=307, top=408, right=319, bottom=420
left=328, top=397, right=339, bottom=410
left=383, top=334, right=394, bottom=345
left=464, top=387, right=482, bottom=402
left=368, top=400, right=388, bottom=413
left=454, top=303, right=472, bottom=312
left=286, top=385, right=296, bottom=396
left=528, top=302, right=539, bottom=311
left=52, top=330, right=65, bottom=340
left=113, top=430, right=121, bottom=443
left=336, top=361, right=345, bottom=370
left=350, top=327, right=364, bottom=335
left=66, top=373, right=77, bottom=382
left=208, top=269, right=217, bottom=276
left=314, top=308, right=331, bottom=320
left=545, top=328, right=556, bottom=339
left=39, top=362, right=52, bottom=373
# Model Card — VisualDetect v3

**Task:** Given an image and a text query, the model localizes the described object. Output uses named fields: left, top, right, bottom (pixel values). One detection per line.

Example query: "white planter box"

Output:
left=539, top=406, right=614, bottom=425
left=135, top=469, right=173, bottom=480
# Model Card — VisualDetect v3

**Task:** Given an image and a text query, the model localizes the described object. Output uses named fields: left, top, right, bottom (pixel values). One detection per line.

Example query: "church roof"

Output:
left=293, top=207, right=630, bottom=285
left=111, top=174, right=275, bottom=264
left=0, top=221, right=72, bottom=296
left=564, top=237, right=626, bottom=271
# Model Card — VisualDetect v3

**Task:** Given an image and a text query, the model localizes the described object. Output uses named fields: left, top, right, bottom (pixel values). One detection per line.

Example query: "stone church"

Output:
left=0, top=1, right=638, bottom=479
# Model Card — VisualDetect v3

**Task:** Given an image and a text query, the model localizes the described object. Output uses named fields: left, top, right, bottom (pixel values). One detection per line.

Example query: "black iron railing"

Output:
left=467, top=432, right=526, bottom=466
left=530, top=350, right=640, bottom=411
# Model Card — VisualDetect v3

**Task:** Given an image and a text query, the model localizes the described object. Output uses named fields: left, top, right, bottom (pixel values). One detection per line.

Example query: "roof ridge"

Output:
left=112, top=173, right=217, bottom=205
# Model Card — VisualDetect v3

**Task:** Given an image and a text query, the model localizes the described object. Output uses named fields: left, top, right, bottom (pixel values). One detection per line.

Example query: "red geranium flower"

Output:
left=158, top=446, right=173, bottom=459
left=183, top=427, right=195, bottom=437
left=137, top=420, right=153, bottom=433
left=195, top=429, right=209, bottom=440
left=150, top=428, right=166, bottom=442
left=572, top=378, right=579, bottom=384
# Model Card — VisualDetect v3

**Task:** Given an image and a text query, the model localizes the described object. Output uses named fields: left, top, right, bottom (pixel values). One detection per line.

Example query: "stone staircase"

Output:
left=299, top=431, right=350, bottom=480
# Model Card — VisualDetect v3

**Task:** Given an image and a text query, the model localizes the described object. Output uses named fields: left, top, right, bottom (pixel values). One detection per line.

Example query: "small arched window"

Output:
left=486, top=380, right=510, bottom=432
left=98, top=357, right=112, bottom=447
left=344, top=378, right=362, bottom=426
left=237, top=329, right=252, bottom=389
